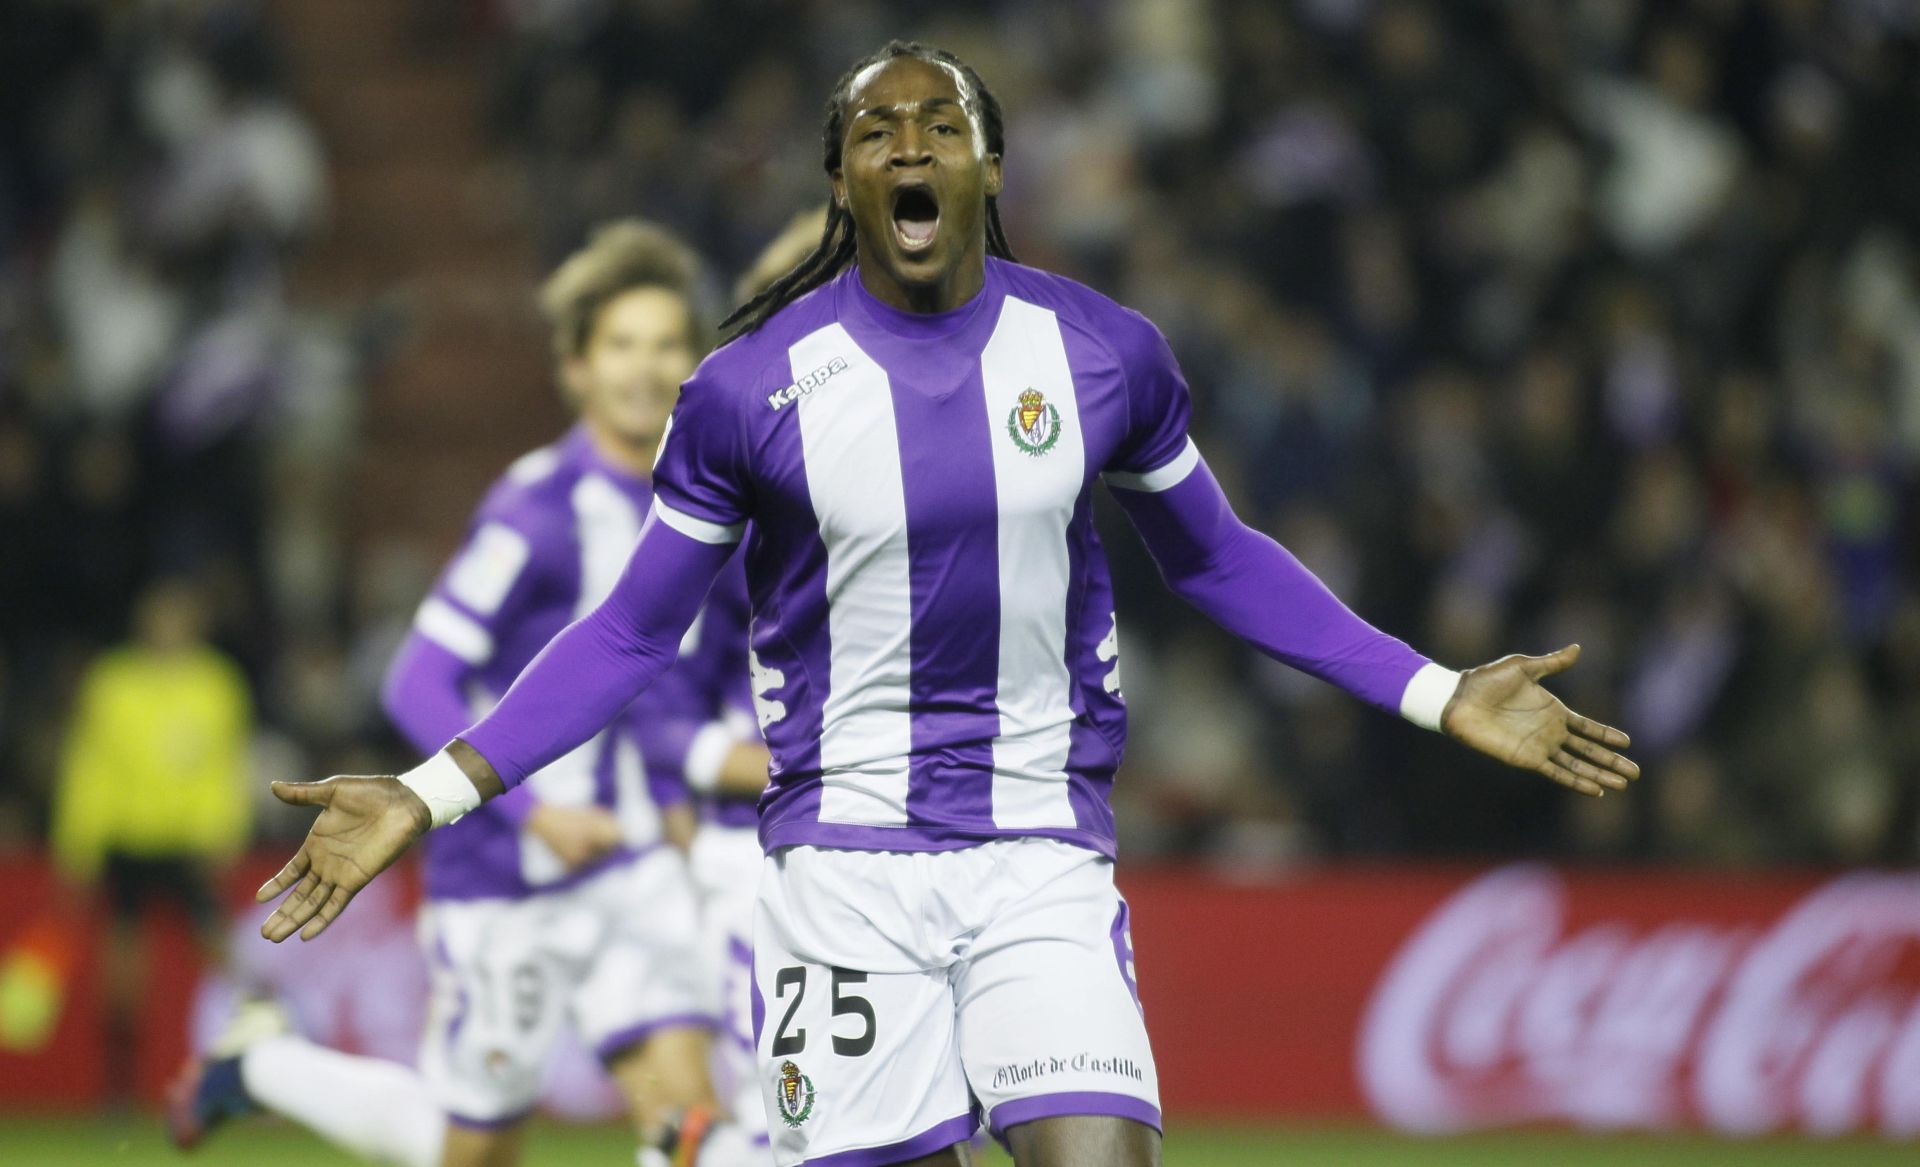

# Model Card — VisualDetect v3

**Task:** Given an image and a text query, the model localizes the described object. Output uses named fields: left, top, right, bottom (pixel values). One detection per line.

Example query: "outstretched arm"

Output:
left=1110, top=445, right=1638, bottom=796
left=256, top=510, right=737, bottom=941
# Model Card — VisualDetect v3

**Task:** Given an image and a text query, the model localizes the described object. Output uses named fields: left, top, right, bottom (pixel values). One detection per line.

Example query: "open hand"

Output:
left=527, top=804, right=624, bottom=872
left=256, top=776, right=431, bottom=942
left=1441, top=644, right=1640, bottom=797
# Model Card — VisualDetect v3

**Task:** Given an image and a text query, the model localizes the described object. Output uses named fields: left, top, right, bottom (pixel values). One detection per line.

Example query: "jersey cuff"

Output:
left=415, top=597, right=494, bottom=665
left=652, top=499, right=745, bottom=545
left=1104, top=437, right=1199, bottom=493
left=1399, top=662, right=1461, bottom=734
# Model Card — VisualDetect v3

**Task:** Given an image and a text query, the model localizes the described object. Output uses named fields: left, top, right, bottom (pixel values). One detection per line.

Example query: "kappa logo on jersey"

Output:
left=775, top=1059, right=816, bottom=1127
left=767, top=357, right=850, bottom=411
left=1007, top=388, right=1062, bottom=456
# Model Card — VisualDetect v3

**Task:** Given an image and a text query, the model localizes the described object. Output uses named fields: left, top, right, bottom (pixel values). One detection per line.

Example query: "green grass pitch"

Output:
left=0, top=1117, right=1911, bottom=1166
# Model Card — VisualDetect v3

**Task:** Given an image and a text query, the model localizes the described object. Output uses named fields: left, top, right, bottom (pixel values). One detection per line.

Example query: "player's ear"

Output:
left=829, top=168, right=848, bottom=212
left=984, top=153, right=1003, bottom=199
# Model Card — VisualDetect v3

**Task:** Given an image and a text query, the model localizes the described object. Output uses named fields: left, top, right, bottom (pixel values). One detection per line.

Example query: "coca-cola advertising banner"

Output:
left=1, top=854, right=1915, bottom=1142
left=1123, top=864, right=1920, bottom=1137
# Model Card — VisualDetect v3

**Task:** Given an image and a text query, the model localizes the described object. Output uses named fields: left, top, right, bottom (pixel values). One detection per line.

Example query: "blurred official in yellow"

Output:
left=52, top=578, right=251, bottom=1103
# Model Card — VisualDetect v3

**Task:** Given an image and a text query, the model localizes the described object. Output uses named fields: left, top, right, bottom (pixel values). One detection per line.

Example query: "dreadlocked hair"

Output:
left=720, top=40, right=1018, bottom=341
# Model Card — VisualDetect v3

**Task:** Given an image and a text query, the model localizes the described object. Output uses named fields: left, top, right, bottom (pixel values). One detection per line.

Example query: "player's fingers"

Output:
left=301, top=883, right=357, bottom=942
left=1553, top=748, right=1628, bottom=791
left=1568, top=712, right=1630, bottom=750
left=1564, top=735, right=1640, bottom=783
left=277, top=880, right=333, bottom=941
left=1521, top=643, right=1581, bottom=679
left=260, top=889, right=317, bottom=943
left=266, top=872, right=325, bottom=938
left=270, top=780, right=331, bottom=808
left=1541, top=758, right=1604, bottom=797
left=261, top=905, right=301, bottom=943
left=255, top=850, right=309, bottom=902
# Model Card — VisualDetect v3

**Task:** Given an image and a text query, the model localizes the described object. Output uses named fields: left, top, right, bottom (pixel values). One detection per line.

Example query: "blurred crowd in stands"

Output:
left=2, top=0, right=1917, bottom=871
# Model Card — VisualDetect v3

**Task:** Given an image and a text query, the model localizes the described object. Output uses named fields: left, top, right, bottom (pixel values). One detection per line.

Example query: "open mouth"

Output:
left=891, top=184, right=940, bottom=253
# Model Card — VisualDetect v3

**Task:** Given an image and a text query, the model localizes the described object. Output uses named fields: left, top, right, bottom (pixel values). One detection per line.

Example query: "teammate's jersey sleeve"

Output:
left=388, top=482, right=561, bottom=773
left=1105, top=311, right=1195, bottom=482
left=411, top=509, right=557, bottom=669
left=652, top=361, right=753, bottom=542
left=458, top=520, right=736, bottom=789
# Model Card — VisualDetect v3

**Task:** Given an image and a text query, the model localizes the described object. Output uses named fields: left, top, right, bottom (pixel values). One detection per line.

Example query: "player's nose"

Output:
left=888, top=126, right=933, bottom=168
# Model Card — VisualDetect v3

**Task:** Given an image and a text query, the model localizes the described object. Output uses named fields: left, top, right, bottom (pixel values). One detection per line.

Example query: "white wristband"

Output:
left=397, top=750, right=483, bottom=828
left=682, top=722, right=738, bottom=795
left=1399, top=663, right=1462, bottom=734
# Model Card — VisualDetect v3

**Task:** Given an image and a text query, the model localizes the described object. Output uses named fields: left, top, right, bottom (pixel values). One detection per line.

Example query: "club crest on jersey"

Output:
left=1007, top=388, right=1062, bottom=456
left=775, top=1060, right=816, bottom=1127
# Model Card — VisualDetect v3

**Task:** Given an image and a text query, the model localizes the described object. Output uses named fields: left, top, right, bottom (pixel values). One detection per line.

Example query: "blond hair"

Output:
left=539, top=220, right=704, bottom=362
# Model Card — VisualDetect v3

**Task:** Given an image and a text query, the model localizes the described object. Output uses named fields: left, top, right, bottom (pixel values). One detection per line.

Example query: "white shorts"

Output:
left=691, top=824, right=766, bottom=1134
left=417, top=847, right=715, bottom=1125
left=752, top=838, right=1158, bottom=1166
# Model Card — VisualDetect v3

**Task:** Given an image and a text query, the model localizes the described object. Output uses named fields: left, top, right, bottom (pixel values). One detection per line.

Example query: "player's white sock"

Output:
left=239, top=1035, right=446, bottom=1167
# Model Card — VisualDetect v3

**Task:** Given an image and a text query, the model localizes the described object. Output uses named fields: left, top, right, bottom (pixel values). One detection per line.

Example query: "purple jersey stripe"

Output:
left=747, top=400, right=832, bottom=841
left=886, top=341, right=1001, bottom=828
left=1064, top=492, right=1123, bottom=840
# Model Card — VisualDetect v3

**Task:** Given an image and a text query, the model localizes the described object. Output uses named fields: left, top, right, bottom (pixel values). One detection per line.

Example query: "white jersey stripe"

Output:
left=416, top=597, right=494, bottom=665
left=793, top=324, right=914, bottom=827
left=1103, top=436, right=1199, bottom=493
left=526, top=471, right=655, bottom=884
left=654, top=498, right=746, bottom=544
left=571, top=473, right=645, bottom=618
left=982, top=297, right=1082, bottom=830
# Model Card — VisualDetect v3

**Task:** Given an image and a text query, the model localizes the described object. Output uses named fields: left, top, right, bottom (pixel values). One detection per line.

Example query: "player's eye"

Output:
left=931, top=123, right=959, bottom=136
left=862, top=127, right=888, bottom=141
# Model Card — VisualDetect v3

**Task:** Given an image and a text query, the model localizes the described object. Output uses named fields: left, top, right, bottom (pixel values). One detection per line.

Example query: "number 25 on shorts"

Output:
left=769, top=965, right=876, bottom=1057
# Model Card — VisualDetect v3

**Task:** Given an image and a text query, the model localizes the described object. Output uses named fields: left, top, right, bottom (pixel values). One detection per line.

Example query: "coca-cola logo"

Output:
left=1359, top=866, right=1920, bottom=1136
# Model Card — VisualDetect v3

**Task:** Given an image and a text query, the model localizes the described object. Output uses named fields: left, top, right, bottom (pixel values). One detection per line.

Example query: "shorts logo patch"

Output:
left=1007, top=388, right=1062, bottom=456
left=775, top=1059, right=816, bottom=1127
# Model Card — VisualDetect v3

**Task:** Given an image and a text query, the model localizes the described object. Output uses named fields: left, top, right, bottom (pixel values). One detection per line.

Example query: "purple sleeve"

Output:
left=636, top=719, right=694, bottom=809
left=628, top=663, right=705, bottom=808
left=458, top=514, right=736, bottom=788
left=382, top=629, right=543, bottom=828
left=1107, top=309, right=1194, bottom=478
left=635, top=713, right=702, bottom=792
left=1110, top=454, right=1431, bottom=715
left=652, top=360, right=753, bottom=530
left=380, top=634, right=476, bottom=758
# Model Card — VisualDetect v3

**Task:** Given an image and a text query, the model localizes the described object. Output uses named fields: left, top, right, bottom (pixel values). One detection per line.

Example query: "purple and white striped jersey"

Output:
left=459, top=260, right=1447, bottom=861
left=387, top=426, right=711, bottom=900
left=649, top=259, right=1200, bottom=858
